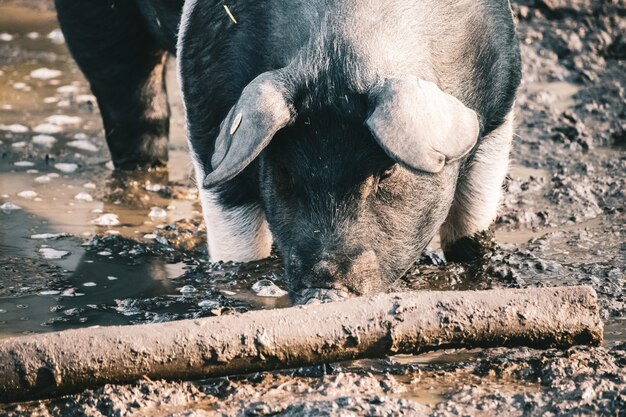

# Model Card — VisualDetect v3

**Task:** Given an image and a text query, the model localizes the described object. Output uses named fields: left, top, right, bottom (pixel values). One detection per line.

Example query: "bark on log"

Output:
left=0, top=286, right=602, bottom=403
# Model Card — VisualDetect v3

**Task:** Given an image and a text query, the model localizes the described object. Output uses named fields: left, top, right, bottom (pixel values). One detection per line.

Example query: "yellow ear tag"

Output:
left=230, top=112, right=243, bottom=135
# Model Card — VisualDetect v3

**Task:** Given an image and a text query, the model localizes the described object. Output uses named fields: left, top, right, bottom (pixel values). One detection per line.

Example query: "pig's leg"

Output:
left=55, top=0, right=169, bottom=169
left=440, top=111, right=514, bottom=262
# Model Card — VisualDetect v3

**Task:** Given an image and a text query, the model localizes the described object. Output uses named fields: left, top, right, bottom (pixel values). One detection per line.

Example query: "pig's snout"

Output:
left=292, top=248, right=381, bottom=295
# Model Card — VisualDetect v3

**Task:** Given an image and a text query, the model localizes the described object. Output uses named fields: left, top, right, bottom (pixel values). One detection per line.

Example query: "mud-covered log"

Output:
left=0, top=286, right=602, bottom=403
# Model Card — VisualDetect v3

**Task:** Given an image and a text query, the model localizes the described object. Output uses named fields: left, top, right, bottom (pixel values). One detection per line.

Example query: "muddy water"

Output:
left=0, top=4, right=291, bottom=338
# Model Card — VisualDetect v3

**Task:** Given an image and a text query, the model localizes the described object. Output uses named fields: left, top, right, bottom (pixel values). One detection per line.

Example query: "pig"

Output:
left=55, top=0, right=521, bottom=295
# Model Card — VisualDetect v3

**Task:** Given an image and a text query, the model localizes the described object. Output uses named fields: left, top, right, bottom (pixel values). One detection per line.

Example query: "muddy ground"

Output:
left=0, top=0, right=624, bottom=415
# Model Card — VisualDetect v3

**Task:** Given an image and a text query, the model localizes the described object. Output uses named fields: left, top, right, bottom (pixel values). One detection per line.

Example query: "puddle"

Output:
left=0, top=3, right=289, bottom=337
left=525, top=81, right=582, bottom=114
left=508, top=163, right=550, bottom=181
left=496, top=215, right=603, bottom=245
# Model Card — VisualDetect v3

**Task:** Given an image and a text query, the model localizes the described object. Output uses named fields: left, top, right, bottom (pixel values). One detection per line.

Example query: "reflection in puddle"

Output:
left=525, top=81, right=582, bottom=114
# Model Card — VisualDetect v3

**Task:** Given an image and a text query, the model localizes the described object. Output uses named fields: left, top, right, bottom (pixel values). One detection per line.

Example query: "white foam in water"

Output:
left=39, top=247, right=70, bottom=259
left=1, top=202, right=22, bottom=213
left=67, top=140, right=98, bottom=152
left=26, top=32, right=39, bottom=39
left=31, top=233, right=66, bottom=240
left=11, top=142, right=27, bottom=149
left=34, top=175, right=50, bottom=183
left=82, top=282, right=97, bottom=287
left=0, top=124, right=29, bottom=133
left=0, top=33, right=13, bottom=42
left=74, top=192, right=93, bottom=202
left=54, top=163, right=79, bottom=173
left=39, top=290, right=61, bottom=296
left=26, top=169, right=39, bottom=174
left=32, top=134, right=57, bottom=146
left=14, top=161, right=35, bottom=167
left=97, top=251, right=112, bottom=256
left=252, top=279, right=288, bottom=298
left=30, top=68, right=62, bottom=80
left=47, top=29, right=64, bottom=44
left=149, top=207, right=167, bottom=219
left=46, top=114, right=81, bottom=126
left=107, top=276, right=119, bottom=281
left=12, top=82, right=28, bottom=90
left=91, top=213, right=120, bottom=226
left=17, top=190, right=38, bottom=199
left=34, top=123, right=63, bottom=134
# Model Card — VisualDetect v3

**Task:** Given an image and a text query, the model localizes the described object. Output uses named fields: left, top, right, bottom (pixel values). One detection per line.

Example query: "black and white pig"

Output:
left=55, top=0, right=521, bottom=295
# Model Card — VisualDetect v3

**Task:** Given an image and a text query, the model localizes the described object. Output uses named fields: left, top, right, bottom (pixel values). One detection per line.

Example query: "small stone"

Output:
left=34, top=175, right=51, bottom=184
left=54, top=163, right=79, bottom=173
left=34, top=123, right=63, bottom=134
left=179, top=285, right=197, bottom=294
left=74, top=192, right=93, bottom=202
left=67, top=140, right=97, bottom=152
left=46, top=115, right=81, bottom=126
left=39, top=247, right=70, bottom=259
left=0, top=124, right=29, bottom=133
left=30, top=68, right=62, bottom=80
left=91, top=213, right=120, bottom=226
left=17, top=190, right=38, bottom=199
left=14, top=161, right=35, bottom=167
left=252, top=279, right=288, bottom=298
left=32, top=134, right=57, bottom=147
left=1, top=202, right=22, bottom=213
left=149, top=207, right=167, bottom=219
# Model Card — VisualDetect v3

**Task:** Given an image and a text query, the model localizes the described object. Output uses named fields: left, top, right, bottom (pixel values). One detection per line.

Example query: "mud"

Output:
left=0, top=0, right=624, bottom=415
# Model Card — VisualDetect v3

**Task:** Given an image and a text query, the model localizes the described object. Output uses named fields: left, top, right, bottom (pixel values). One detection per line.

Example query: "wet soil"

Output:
left=0, top=0, right=624, bottom=415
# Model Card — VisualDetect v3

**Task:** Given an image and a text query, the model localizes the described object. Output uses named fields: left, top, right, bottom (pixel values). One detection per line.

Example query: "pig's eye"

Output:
left=379, top=165, right=398, bottom=181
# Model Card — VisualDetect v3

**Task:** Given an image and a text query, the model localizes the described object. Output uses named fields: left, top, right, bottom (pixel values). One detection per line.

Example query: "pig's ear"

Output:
left=366, top=77, right=480, bottom=174
left=203, top=72, right=295, bottom=188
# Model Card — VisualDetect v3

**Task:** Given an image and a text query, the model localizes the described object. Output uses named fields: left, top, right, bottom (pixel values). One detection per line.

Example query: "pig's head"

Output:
left=203, top=71, right=480, bottom=296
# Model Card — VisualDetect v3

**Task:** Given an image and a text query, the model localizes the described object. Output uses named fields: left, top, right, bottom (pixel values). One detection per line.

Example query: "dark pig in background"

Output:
left=55, top=0, right=521, bottom=296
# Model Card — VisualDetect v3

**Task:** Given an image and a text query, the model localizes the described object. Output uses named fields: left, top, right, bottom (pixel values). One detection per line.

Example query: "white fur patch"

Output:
left=198, top=187, right=273, bottom=262
left=176, top=5, right=273, bottom=262
left=441, top=110, right=514, bottom=247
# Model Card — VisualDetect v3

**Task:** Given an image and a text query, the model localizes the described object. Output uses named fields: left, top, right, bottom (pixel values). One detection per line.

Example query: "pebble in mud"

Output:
left=67, top=139, right=98, bottom=152
left=34, top=123, right=63, bottom=134
left=91, top=213, right=119, bottom=226
left=54, top=163, right=79, bottom=173
left=74, top=192, right=93, bottom=202
left=39, top=247, right=69, bottom=260
left=17, top=190, right=37, bottom=199
left=252, top=279, right=289, bottom=298
left=32, top=134, right=57, bottom=147
left=45, top=115, right=81, bottom=126
left=0, top=202, right=22, bottom=213
left=148, top=207, right=167, bottom=220
left=0, top=124, right=28, bottom=133
left=30, top=68, right=62, bottom=80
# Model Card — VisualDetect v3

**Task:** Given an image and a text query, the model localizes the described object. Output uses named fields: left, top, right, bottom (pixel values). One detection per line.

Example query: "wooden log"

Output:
left=0, top=286, right=603, bottom=403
